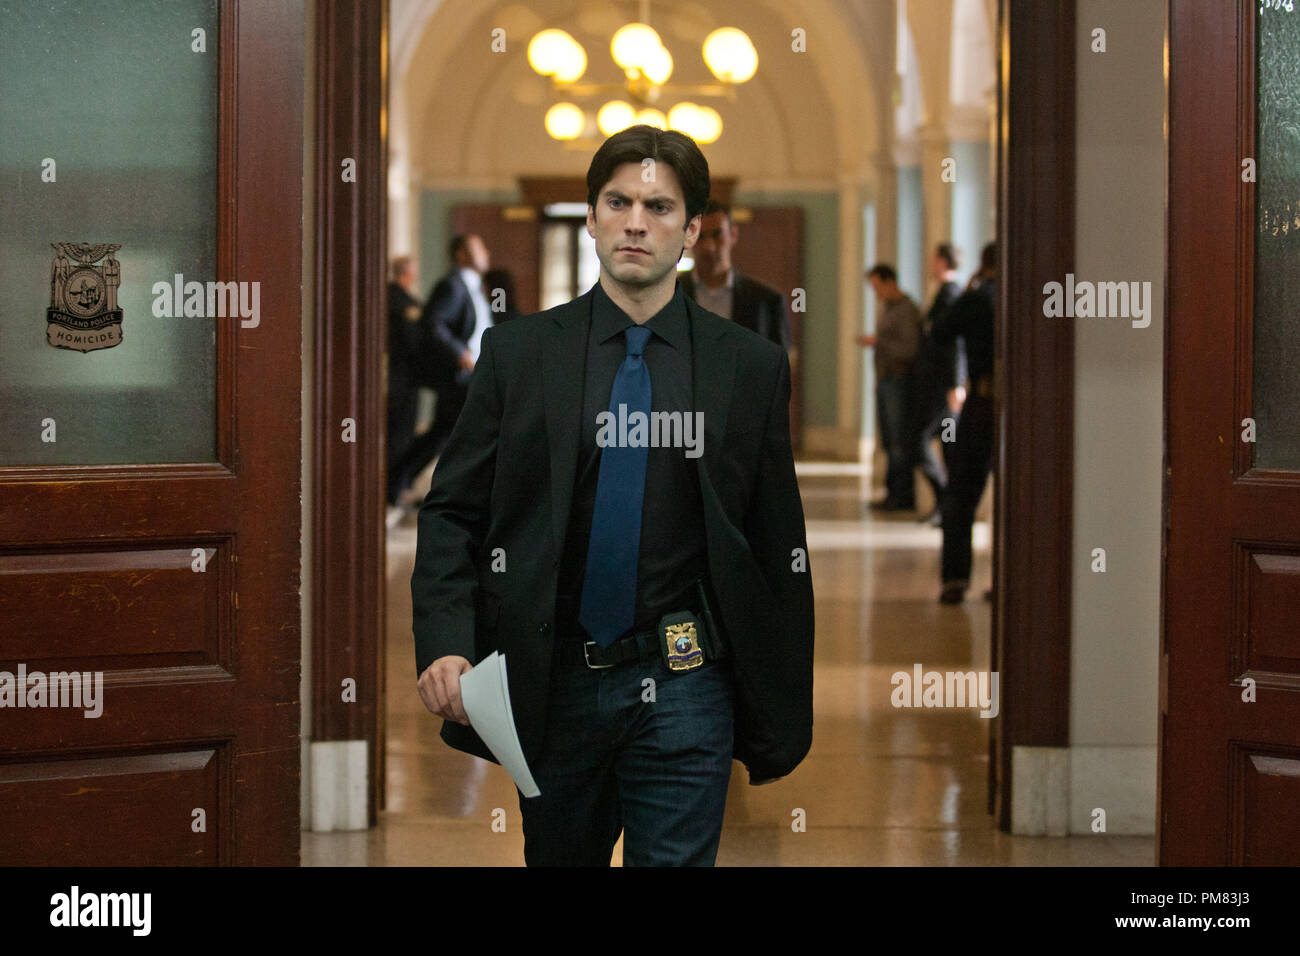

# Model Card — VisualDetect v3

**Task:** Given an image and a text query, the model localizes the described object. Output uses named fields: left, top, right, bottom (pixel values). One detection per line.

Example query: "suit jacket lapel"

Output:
left=541, top=290, right=593, bottom=558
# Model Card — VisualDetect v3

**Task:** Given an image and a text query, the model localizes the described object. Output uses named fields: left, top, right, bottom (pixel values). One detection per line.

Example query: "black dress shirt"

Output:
left=555, top=280, right=709, bottom=641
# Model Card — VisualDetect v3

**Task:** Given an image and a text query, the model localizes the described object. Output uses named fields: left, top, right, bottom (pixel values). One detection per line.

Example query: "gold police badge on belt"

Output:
left=659, top=611, right=705, bottom=672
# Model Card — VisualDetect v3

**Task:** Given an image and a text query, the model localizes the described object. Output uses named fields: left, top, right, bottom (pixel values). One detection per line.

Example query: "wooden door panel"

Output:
left=0, top=545, right=228, bottom=665
left=1164, top=0, right=1300, bottom=865
left=1232, top=747, right=1300, bottom=866
left=0, top=0, right=302, bottom=865
left=0, top=748, right=225, bottom=866
left=1240, top=548, right=1300, bottom=677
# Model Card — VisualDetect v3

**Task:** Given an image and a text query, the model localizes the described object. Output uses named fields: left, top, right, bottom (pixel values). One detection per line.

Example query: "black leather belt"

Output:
left=554, top=628, right=663, bottom=669
left=554, top=608, right=728, bottom=669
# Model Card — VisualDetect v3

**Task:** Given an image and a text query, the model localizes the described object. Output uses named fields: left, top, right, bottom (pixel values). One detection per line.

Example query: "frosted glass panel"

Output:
left=0, top=0, right=219, bottom=464
left=1253, top=1, right=1300, bottom=470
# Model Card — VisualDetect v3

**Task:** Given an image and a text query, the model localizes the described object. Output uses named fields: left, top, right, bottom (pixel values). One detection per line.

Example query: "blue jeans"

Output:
left=517, top=652, right=735, bottom=866
left=876, top=375, right=915, bottom=505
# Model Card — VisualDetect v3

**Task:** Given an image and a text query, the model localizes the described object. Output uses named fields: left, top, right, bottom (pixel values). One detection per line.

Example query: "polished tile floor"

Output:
left=304, top=465, right=1154, bottom=866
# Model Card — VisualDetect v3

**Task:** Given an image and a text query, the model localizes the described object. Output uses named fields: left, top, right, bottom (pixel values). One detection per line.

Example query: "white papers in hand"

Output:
left=458, top=651, right=541, bottom=798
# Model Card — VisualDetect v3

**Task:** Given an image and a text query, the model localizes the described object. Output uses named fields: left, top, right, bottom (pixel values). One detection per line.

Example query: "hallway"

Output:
left=304, top=465, right=1154, bottom=866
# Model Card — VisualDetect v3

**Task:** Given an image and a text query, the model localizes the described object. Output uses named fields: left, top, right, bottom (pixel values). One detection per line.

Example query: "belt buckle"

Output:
left=582, top=641, right=616, bottom=670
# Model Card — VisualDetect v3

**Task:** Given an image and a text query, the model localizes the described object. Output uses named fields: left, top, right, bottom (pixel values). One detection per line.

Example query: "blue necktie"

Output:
left=579, top=325, right=653, bottom=646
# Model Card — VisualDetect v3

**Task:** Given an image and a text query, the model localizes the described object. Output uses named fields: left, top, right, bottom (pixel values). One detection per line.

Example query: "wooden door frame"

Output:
left=991, top=0, right=1075, bottom=831
left=308, top=0, right=1079, bottom=835
left=310, top=0, right=387, bottom=824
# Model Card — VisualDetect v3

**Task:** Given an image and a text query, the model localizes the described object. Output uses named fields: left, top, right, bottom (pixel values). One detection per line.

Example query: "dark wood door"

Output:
left=0, top=1, right=302, bottom=865
left=729, top=206, right=805, bottom=452
left=1163, top=0, right=1300, bottom=864
left=451, top=204, right=542, bottom=316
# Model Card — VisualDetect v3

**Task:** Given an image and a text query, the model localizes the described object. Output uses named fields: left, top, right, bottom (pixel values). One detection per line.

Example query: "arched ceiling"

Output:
left=396, top=0, right=894, bottom=188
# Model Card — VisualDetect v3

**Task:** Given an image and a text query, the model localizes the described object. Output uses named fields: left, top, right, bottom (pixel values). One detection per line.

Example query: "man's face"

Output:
left=692, top=211, right=736, bottom=278
left=868, top=274, right=887, bottom=302
left=587, top=161, right=700, bottom=290
left=458, top=235, right=489, bottom=273
left=930, top=253, right=949, bottom=281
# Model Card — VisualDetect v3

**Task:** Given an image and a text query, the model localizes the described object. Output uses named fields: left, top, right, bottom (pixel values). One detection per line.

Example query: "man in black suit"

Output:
left=386, top=256, right=422, bottom=514
left=931, top=243, right=996, bottom=604
left=390, top=234, right=491, bottom=504
left=909, top=243, right=964, bottom=525
left=411, top=125, right=814, bottom=866
left=679, top=199, right=791, bottom=350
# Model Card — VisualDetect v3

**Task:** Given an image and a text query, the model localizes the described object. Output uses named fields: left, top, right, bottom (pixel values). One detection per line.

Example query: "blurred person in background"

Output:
left=387, top=255, right=422, bottom=526
left=860, top=264, right=923, bottom=512
left=680, top=199, right=790, bottom=350
left=930, top=242, right=996, bottom=604
left=390, top=234, right=492, bottom=511
left=909, top=243, right=964, bottom=526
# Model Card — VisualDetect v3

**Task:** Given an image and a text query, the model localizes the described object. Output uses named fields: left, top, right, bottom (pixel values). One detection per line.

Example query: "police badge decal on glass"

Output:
left=47, top=243, right=124, bottom=352
left=659, top=611, right=705, bottom=672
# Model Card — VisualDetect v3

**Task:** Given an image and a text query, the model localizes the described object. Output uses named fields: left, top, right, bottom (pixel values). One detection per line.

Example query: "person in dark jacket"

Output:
left=679, top=199, right=791, bottom=350
left=909, top=243, right=964, bottom=525
left=390, top=234, right=492, bottom=502
left=930, top=242, right=996, bottom=604
left=412, top=126, right=813, bottom=866
left=860, top=264, right=924, bottom=511
left=386, top=256, right=422, bottom=513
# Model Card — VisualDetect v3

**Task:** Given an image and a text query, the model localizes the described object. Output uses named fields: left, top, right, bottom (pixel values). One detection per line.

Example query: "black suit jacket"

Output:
left=411, top=284, right=815, bottom=784
left=387, top=281, right=422, bottom=395
left=910, top=280, right=961, bottom=412
left=414, top=270, right=477, bottom=390
left=679, top=270, right=791, bottom=350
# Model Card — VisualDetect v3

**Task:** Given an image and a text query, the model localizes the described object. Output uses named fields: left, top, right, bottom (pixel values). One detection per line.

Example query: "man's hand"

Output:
left=417, top=655, right=473, bottom=725
left=458, top=349, right=475, bottom=372
left=857, top=334, right=876, bottom=348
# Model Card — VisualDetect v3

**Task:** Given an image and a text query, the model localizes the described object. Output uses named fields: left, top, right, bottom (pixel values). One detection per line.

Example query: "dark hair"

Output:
left=979, top=241, right=997, bottom=274
left=703, top=198, right=730, bottom=221
left=867, top=263, right=897, bottom=283
left=935, top=243, right=959, bottom=270
left=586, top=125, right=711, bottom=225
left=448, top=234, right=470, bottom=263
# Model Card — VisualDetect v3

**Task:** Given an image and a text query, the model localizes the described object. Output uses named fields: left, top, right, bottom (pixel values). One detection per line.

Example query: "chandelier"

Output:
left=526, top=5, right=756, bottom=146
